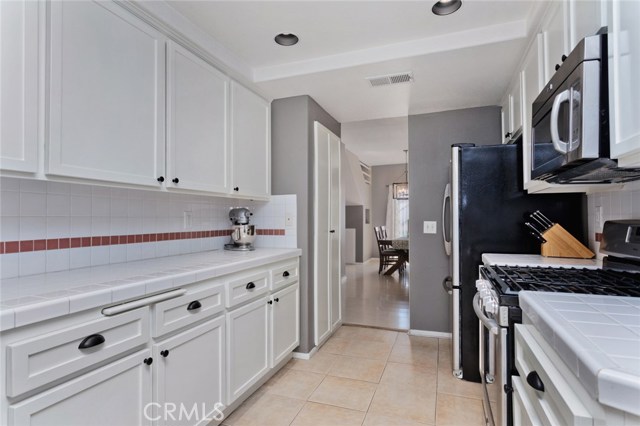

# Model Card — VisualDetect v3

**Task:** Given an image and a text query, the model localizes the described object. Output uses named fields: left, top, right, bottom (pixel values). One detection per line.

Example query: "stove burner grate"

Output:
left=491, top=266, right=640, bottom=297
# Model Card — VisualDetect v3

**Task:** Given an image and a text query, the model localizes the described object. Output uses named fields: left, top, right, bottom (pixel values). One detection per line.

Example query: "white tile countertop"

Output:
left=483, top=253, right=601, bottom=269
left=0, top=248, right=301, bottom=332
left=520, top=291, right=640, bottom=416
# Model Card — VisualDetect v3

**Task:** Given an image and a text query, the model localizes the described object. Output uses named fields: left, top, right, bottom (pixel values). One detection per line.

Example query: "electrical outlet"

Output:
left=423, top=221, right=437, bottom=234
left=285, top=215, right=295, bottom=228
left=183, top=211, right=192, bottom=229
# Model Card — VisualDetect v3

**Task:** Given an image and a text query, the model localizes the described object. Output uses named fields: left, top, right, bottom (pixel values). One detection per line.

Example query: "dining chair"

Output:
left=374, top=226, right=405, bottom=274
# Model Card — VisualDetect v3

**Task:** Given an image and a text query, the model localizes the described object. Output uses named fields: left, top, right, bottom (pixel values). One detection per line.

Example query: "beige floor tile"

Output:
left=363, top=412, right=434, bottom=426
left=288, top=352, right=339, bottom=374
left=379, top=362, right=437, bottom=389
left=435, top=393, right=485, bottom=426
left=388, top=342, right=438, bottom=369
left=309, top=376, right=377, bottom=411
left=318, top=336, right=351, bottom=355
left=436, top=366, right=483, bottom=400
left=343, top=339, right=393, bottom=361
left=223, top=393, right=305, bottom=426
left=333, top=325, right=361, bottom=340
left=291, top=402, right=365, bottom=426
left=328, top=355, right=387, bottom=383
left=264, top=368, right=325, bottom=400
left=353, top=327, right=399, bottom=344
left=368, top=382, right=436, bottom=424
left=395, top=334, right=440, bottom=349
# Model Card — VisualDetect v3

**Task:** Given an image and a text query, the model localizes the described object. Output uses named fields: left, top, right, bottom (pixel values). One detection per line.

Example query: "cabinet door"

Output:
left=500, top=95, right=512, bottom=144
left=0, top=0, right=39, bottom=173
left=8, top=349, right=152, bottom=426
left=167, top=42, right=230, bottom=194
left=48, top=1, right=165, bottom=187
left=226, top=297, right=269, bottom=404
left=154, top=316, right=225, bottom=426
left=542, top=0, right=569, bottom=84
left=608, top=0, right=640, bottom=166
left=230, top=82, right=270, bottom=199
left=569, top=0, right=605, bottom=50
left=521, top=35, right=545, bottom=189
left=510, top=77, right=523, bottom=135
left=270, top=283, right=299, bottom=367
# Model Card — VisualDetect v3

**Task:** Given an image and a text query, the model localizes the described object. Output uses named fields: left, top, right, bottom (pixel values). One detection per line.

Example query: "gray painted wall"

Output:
left=370, top=163, right=406, bottom=257
left=345, top=206, right=364, bottom=262
left=271, top=95, right=341, bottom=353
left=408, top=106, right=501, bottom=332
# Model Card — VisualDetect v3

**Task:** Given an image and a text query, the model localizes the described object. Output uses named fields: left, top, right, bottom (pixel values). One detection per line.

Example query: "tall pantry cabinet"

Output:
left=270, top=96, right=343, bottom=354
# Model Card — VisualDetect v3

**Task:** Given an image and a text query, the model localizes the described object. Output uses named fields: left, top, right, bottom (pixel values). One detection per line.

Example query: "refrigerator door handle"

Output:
left=442, top=183, right=452, bottom=256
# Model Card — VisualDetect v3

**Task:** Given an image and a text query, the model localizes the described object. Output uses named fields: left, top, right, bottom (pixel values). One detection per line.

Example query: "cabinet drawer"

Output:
left=514, top=325, right=593, bottom=426
left=6, top=307, right=149, bottom=398
left=271, top=260, right=299, bottom=291
left=152, top=283, right=224, bottom=338
left=226, top=270, right=269, bottom=308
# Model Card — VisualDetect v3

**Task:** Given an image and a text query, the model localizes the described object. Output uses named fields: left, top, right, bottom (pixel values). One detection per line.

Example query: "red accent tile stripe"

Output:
left=0, top=229, right=285, bottom=254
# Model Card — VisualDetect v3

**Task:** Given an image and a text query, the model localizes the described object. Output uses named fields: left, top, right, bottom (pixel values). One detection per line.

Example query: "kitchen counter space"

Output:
left=483, top=253, right=601, bottom=269
left=520, top=291, right=640, bottom=416
left=0, top=248, right=301, bottom=332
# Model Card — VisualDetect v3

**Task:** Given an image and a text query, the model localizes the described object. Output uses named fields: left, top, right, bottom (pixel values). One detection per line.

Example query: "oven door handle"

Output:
left=473, top=293, right=499, bottom=335
left=550, top=89, right=571, bottom=154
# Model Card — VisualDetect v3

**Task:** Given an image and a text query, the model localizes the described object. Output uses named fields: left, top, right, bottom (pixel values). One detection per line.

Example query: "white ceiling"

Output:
left=342, top=117, right=409, bottom=166
left=166, top=0, right=541, bottom=164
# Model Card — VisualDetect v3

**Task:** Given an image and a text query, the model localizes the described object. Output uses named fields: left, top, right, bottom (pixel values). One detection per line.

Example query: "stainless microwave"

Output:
left=531, top=33, right=640, bottom=184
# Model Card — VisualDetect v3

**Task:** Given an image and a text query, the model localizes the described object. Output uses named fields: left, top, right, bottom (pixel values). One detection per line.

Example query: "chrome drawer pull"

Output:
left=78, top=334, right=105, bottom=350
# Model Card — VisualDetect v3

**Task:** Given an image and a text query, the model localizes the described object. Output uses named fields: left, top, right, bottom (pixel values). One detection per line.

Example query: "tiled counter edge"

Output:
left=0, top=248, right=302, bottom=331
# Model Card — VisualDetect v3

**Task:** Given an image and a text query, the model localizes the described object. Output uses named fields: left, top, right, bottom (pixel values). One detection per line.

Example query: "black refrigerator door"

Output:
left=456, top=143, right=586, bottom=383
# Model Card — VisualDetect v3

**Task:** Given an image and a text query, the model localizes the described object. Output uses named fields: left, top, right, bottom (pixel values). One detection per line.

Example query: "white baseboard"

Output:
left=409, top=329, right=452, bottom=339
left=292, top=345, right=318, bottom=360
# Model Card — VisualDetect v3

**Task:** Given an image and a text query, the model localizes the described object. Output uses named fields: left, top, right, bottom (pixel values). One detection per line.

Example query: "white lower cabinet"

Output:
left=8, top=349, right=152, bottom=426
left=226, top=296, right=270, bottom=404
left=270, top=283, right=300, bottom=368
left=153, top=317, right=225, bottom=426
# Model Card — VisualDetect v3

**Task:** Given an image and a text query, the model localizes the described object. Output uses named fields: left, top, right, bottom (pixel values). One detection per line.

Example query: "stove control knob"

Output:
left=479, top=289, right=491, bottom=299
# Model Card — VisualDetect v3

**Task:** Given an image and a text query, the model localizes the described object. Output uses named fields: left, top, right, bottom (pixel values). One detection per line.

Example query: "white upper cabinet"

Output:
left=499, top=76, right=522, bottom=143
left=500, top=94, right=511, bottom=144
left=166, top=41, right=230, bottom=193
left=0, top=0, right=39, bottom=173
left=230, top=82, right=271, bottom=199
left=608, top=0, right=640, bottom=167
left=521, top=35, right=545, bottom=190
left=541, top=0, right=570, bottom=84
left=569, top=0, right=606, bottom=49
left=47, top=1, right=165, bottom=187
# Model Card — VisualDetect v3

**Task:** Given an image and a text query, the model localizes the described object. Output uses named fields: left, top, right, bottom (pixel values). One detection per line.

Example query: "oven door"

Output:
left=474, top=294, right=508, bottom=426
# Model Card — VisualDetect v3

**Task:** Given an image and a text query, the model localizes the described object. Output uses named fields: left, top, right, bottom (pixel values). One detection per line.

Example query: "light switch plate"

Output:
left=424, top=221, right=437, bottom=234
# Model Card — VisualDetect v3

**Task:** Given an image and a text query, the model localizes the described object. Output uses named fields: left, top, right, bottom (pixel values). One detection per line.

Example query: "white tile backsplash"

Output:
left=1, top=177, right=297, bottom=278
left=587, top=188, right=639, bottom=257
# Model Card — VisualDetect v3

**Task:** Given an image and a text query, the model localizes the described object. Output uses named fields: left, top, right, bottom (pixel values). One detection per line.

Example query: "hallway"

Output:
left=343, top=260, right=409, bottom=330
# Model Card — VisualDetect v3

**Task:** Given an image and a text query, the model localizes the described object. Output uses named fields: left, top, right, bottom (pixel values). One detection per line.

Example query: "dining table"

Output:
left=384, top=237, right=409, bottom=275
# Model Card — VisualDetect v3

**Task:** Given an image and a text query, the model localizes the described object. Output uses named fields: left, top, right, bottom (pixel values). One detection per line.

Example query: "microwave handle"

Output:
left=550, top=89, right=571, bottom=154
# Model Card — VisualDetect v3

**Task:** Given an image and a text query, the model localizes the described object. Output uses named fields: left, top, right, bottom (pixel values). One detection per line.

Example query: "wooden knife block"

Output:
left=540, top=224, right=595, bottom=259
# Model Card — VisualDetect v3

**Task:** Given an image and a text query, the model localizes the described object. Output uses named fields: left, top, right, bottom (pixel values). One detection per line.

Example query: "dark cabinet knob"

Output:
left=329, top=230, right=335, bottom=233
left=246, top=282, right=256, bottom=290
left=555, top=64, right=560, bottom=71
left=504, top=132, right=512, bottom=139
left=233, top=187, right=239, bottom=192
left=157, top=176, right=165, bottom=183
left=78, top=334, right=105, bottom=350
left=283, top=271, right=290, bottom=277
left=267, top=300, right=273, bottom=305
left=160, top=350, right=170, bottom=358
left=187, top=300, right=201, bottom=311
left=526, top=371, right=544, bottom=392
left=172, top=178, right=179, bottom=184
left=274, top=298, right=279, bottom=302
left=561, top=54, right=567, bottom=62
left=144, top=357, right=153, bottom=366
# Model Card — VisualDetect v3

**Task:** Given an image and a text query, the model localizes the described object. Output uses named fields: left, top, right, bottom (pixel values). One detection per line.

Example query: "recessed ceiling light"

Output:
left=274, top=33, right=299, bottom=46
left=432, top=0, right=462, bottom=16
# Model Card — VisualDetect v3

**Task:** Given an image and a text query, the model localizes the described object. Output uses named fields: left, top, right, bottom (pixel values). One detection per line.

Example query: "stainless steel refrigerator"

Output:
left=442, top=142, right=587, bottom=383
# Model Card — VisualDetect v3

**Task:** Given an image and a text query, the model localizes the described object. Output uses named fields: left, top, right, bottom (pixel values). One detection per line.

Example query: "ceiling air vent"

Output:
left=366, top=72, right=414, bottom=87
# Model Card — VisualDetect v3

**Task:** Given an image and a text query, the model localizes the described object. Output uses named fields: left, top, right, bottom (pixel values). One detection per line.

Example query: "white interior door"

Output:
left=329, top=134, right=342, bottom=330
left=314, top=122, right=331, bottom=346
